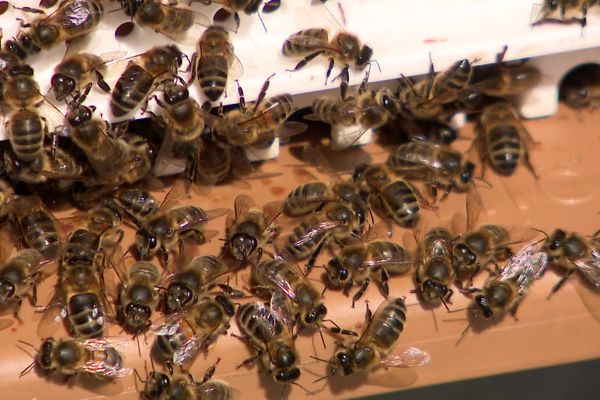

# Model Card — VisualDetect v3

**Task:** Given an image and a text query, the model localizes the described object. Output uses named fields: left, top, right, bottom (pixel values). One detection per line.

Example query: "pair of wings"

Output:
left=227, top=194, right=283, bottom=230
left=71, top=337, right=132, bottom=378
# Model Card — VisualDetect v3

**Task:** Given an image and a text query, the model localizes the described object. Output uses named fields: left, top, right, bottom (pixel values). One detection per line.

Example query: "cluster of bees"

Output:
left=0, top=0, right=597, bottom=399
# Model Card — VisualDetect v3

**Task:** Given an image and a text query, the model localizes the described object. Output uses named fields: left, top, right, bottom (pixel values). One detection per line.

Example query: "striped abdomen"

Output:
left=114, top=188, right=159, bottom=224
left=197, top=25, right=234, bottom=102
left=67, top=291, right=105, bottom=338
left=152, top=319, right=193, bottom=363
left=170, top=206, right=208, bottom=234
left=361, top=297, right=406, bottom=351
left=282, top=28, right=329, bottom=56
left=386, top=142, right=432, bottom=178
left=8, top=109, right=44, bottom=162
left=378, top=180, right=419, bottom=227
left=284, top=182, right=332, bottom=216
left=55, top=0, right=104, bottom=40
left=366, top=240, right=410, bottom=274
left=110, top=62, right=154, bottom=117
left=236, top=303, right=278, bottom=350
left=432, top=59, right=472, bottom=99
left=311, top=97, right=356, bottom=126
left=486, top=124, right=521, bottom=176
left=284, top=215, right=327, bottom=260
left=19, top=210, right=60, bottom=259
left=196, top=142, right=230, bottom=184
left=249, top=95, right=294, bottom=132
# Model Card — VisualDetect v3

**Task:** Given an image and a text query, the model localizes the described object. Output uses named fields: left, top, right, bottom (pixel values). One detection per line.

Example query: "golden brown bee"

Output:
left=283, top=28, right=372, bottom=99
left=386, top=141, right=475, bottom=200
left=6, top=1, right=104, bottom=59
left=326, top=298, right=430, bottom=376
left=4, top=146, right=84, bottom=187
left=164, top=255, right=232, bottom=313
left=414, top=226, right=456, bottom=305
left=476, top=102, right=537, bottom=178
left=279, top=201, right=362, bottom=273
left=11, top=196, right=61, bottom=260
left=191, top=25, right=236, bottom=102
left=225, top=194, right=281, bottom=264
left=0, top=249, right=45, bottom=314
left=110, top=45, right=183, bottom=117
left=19, top=337, right=131, bottom=379
left=353, top=163, right=425, bottom=228
left=236, top=302, right=302, bottom=385
left=540, top=229, right=600, bottom=296
left=51, top=51, right=122, bottom=101
left=111, top=187, right=160, bottom=226
left=533, top=0, right=597, bottom=26
left=251, top=258, right=328, bottom=329
left=151, top=294, right=234, bottom=366
left=325, top=237, right=411, bottom=307
left=117, top=261, right=162, bottom=335
left=560, top=64, right=600, bottom=109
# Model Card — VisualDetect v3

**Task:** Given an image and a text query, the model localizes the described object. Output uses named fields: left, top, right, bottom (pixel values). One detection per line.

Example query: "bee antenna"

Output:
left=310, top=355, right=330, bottom=363
left=133, top=368, right=146, bottom=385
left=313, top=374, right=329, bottom=384
left=290, top=381, right=315, bottom=396
left=530, top=227, right=549, bottom=240
left=440, top=297, right=451, bottom=312
left=19, top=360, right=36, bottom=378
left=474, top=177, right=492, bottom=188
left=369, top=60, right=382, bottom=73
left=257, top=10, right=268, bottom=33
left=136, top=335, right=142, bottom=357
left=17, top=339, right=37, bottom=351
left=455, top=321, right=472, bottom=347
left=317, top=324, right=326, bottom=349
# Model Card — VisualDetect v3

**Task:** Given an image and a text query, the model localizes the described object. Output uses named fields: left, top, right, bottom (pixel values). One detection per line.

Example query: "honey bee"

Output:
left=204, top=76, right=307, bottom=147
left=135, top=183, right=229, bottom=265
left=225, top=194, right=281, bottom=264
left=192, top=133, right=232, bottom=185
left=451, top=190, right=514, bottom=284
left=414, top=226, right=456, bottom=306
left=284, top=147, right=367, bottom=227
left=11, top=196, right=61, bottom=260
left=151, top=294, right=234, bottom=366
left=540, top=229, right=600, bottom=296
left=110, top=45, right=183, bottom=117
left=251, top=258, right=328, bottom=329
left=278, top=201, right=362, bottom=273
left=137, top=361, right=234, bottom=400
left=386, top=141, right=475, bottom=200
left=466, top=242, right=548, bottom=327
left=476, top=102, right=537, bottom=178
left=0, top=249, right=45, bottom=314
left=352, top=163, right=426, bottom=228
left=325, top=233, right=411, bottom=307
left=560, top=64, right=600, bottom=109
left=6, top=0, right=104, bottom=59
left=236, top=302, right=302, bottom=386
left=164, top=255, right=231, bottom=313
left=116, top=261, right=162, bottom=335
left=532, top=0, right=597, bottom=27
left=282, top=27, right=372, bottom=99
left=117, top=0, right=209, bottom=41
left=51, top=51, right=123, bottom=101
left=191, top=25, right=238, bottom=102
left=112, top=187, right=160, bottom=226
left=325, top=298, right=430, bottom=376
left=19, top=337, right=131, bottom=379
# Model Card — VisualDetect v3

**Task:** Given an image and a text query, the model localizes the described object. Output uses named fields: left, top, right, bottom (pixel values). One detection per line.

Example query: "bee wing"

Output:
left=234, top=195, right=256, bottom=220
left=36, top=290, right=66, bottom=339
left=465, top=188, right=482, bottom=231
left=172, top=331, right=212, bottom=365
left=391, top=144, right=446, bottom=172
left=269, top=290, right=295, bottom=335
left=365, top=221, right=393, bottom=242
left=573, top=247, right=600, bottom=288
left=301, top=146, right=343, bottom=182
left=81, top=360, right=132, bottom=378
left=499, top=242, right=548, bottom=294
left=381, top=346, right=431, bottom=368
left=135, top=5, right=210, bottom=46
left=264, top=265, right=298, bottom=301
left=263, top=200, right=284, bottom=227
left=334, top=126, right=371, bottom=150
left=284, top=35, right=335, bottom=53
left=363, top=252, right=411, bottom=269
left=194, top=380, right=238, bottom=399
left=160, top=180, right=188, bottom=211
left=289, top=220, right=341, bottom=247
left=150, top=311, right=188, bottom=336
left=78, top=337, right=130, bottom=351
left=252, top=302, right=281, bottom=338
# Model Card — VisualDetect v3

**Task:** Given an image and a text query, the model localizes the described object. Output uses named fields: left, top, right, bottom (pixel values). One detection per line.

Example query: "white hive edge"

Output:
left=244, top=138, right=280, bottom=162
left=0, top=0, right=599, bottom=156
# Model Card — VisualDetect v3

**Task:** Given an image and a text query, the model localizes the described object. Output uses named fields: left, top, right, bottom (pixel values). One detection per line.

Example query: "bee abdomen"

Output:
left=487, top=125, right=521, bottom=175
left=9, top=109, right=44, bottom=162
left=152, top=328, right=185, bottom=362
left=110, top=64, right=154, bottom=117
left=68, top=292, right=104, bottom=338
left=380, top=182, right=419, bottom=227
left=282, top=28, right=328, bottom=56
left=284, top=182, right=330, bottom=216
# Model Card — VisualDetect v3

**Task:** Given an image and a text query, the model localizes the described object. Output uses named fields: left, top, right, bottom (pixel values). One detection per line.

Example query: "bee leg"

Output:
left=306, top=238, right=327, bottom=274
left=522, top=147, right=538, bottom=180
left=286, top=51, right=323, bottom=73
left=352, top=278, right=370, bottom=308
left=548, top=269, right=575, bottom=299
left=323, top=319, right=358, bottom=336
left=508, top=294, right=523, bottom=320
left=364, top=301, right=373, bottom=326
left=324, top=57, right=335, bottom=85
left=330, top=64, right=350, bottom=100
left=236, top=353, right=261, bottom=369
left=254, top=73, right=276, bottom=112
left=30, top=281, right=38, bottom=306
left=95, top=70, right=111, bottom=94
left=378, top=267, right=390, bottom=297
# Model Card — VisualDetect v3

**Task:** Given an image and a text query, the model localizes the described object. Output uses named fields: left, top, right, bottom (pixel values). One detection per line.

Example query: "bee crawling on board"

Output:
left=532, top=0, right=599, bottom=27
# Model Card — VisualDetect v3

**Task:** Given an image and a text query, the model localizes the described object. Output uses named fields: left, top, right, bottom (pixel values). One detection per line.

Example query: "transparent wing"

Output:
left=78, top=337, right=130, bottom=352
left=301, top=146, right=343, bottom=182
left=391, top=144, right=446, bottom=172
left=465, top=188, right=482, bottom=231
left=160, top=180, right=188, bottom=211
left=262, top=200, right=284, bottom=227
left=499, top=242, right=548, bottom=294
left=363, top=251, right=411, bottom=269
left=290, top=220, right=341, bottom=247
left=172, top=331, right=212, bottom=365
left=194, top=380, right=237, bottom=399
left=334, top=126, right=370, bottom=150
left=284, top=35, right=336, bottom=54
left=269, top=290, right=295, bottom=336
left=264, top=262, right=298, bottom=301
left=175, top=207, right=230, bottom=232
left=36, top=290, right=66, bottom=339
left=573, top=247, right=600, bottom=288
left=251, top=302, right=280, bottom=339
left=380, top=346, right=431, bottom=368
left=234, top=194, right=256, bottom=220
left=274, top=121, right=308, bottom=139
left=81, top=360, right=132, bottom=378
left=150, top=311, right=189, bottom=336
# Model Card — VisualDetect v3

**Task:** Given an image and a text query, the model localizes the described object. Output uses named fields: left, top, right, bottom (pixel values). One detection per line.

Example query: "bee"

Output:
left=236, top=302, right=302, bottom=386
left=191, top=25, right=237, bottom=102
left=451, top=190, right=514, bottom=285
left=151, top=294, right=234, bottom=366
left=386, top=141, right=475, bottom=200
left=205, top=75, right=307, bottom=147
left=51, top=51, right=123, bottom=101
left=116, top=261, right=162, bottom=335
left=325, top=234, right=411, bottom=307
left=137, top=361, right=234, bottom=400
left=472, top=53, right=541, bottom=100
left=6, top=1, right=104, bottom=59
left=193, top=132, right=232, bottom=185
left=353, top=163, right=426, bottom=228
left=110, top=45, right=183, bottom=117
left=19, top=337, right=131, bottom=379
left=164, top=255, right=231, bottom=313
left=540, top=229, right=600, bottom=296
left=117, top=0, right=209, bottom=41
left=325, top=297, right=430, bottom=376
left=134, top=183, right=229, bottom=265
left=532, top=0, right=597, bottom=27
left=560, top=64, right=600, bottom=109
left=225, top=194, right=281, bottom=264
left=0, top=249, right=45, bottom=314
left=279, top=201, right=362, bottom=273
left=251, top=258, right=328, bottom=329
left=11, top=196, right=61, bottom=260
left=414, top=226, right=456, bottom=306
left=284, top=146, right=368, bottom=231
left=466, top=242, right=548, bottom=328
left=476, top=102, right=537, bottom=178
left=112, top=187, right=160, bottom=226
left=282, top=27, right=372, bottom=99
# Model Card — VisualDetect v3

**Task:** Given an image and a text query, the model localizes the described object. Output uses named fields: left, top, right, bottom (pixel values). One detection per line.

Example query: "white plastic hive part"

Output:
left=1, top=1, right=600, bottom=157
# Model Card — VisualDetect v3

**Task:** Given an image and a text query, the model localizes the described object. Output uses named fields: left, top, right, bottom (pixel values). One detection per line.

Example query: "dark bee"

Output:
left=0, top=249, right=45, bottom=314
left=11, top=196, right=61, bottom=260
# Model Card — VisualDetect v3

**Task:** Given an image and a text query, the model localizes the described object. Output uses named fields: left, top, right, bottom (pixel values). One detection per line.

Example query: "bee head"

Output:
left=135, top=228, right=159, bottom=259
left=163, top=83, right=189, bottom=105
left=422, top=278, right=449, bottom=303
left=229, top=233, right=257, bottom=262
left=325, top=258, right=349, bottom=287
left=356, top=45, right=373, bottom=69
left=165, top=282, right=194, bottom=313
left=144, top=371, right=170, bottom=398
left=0, top=279, right=15, bottom=304
left=474, top=295, right=493, bottom=318
left=67, top=104, right=93, bottom=128
left=545, top=229, right=567, bottom=257
left=51, top=73, right=76, bottom=102
left=453, top=243, right=477, bottom=267
left=304, top=303, right=327, bottom=325
left=330, top=351, right=353, bottom=376
left=38, top=338, right=55, bottom=371
left=137, top=1, right=163, bottom=25
left=124, top=303, right=151, bottom=332
left=32, top=22, right=60, bottom=46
